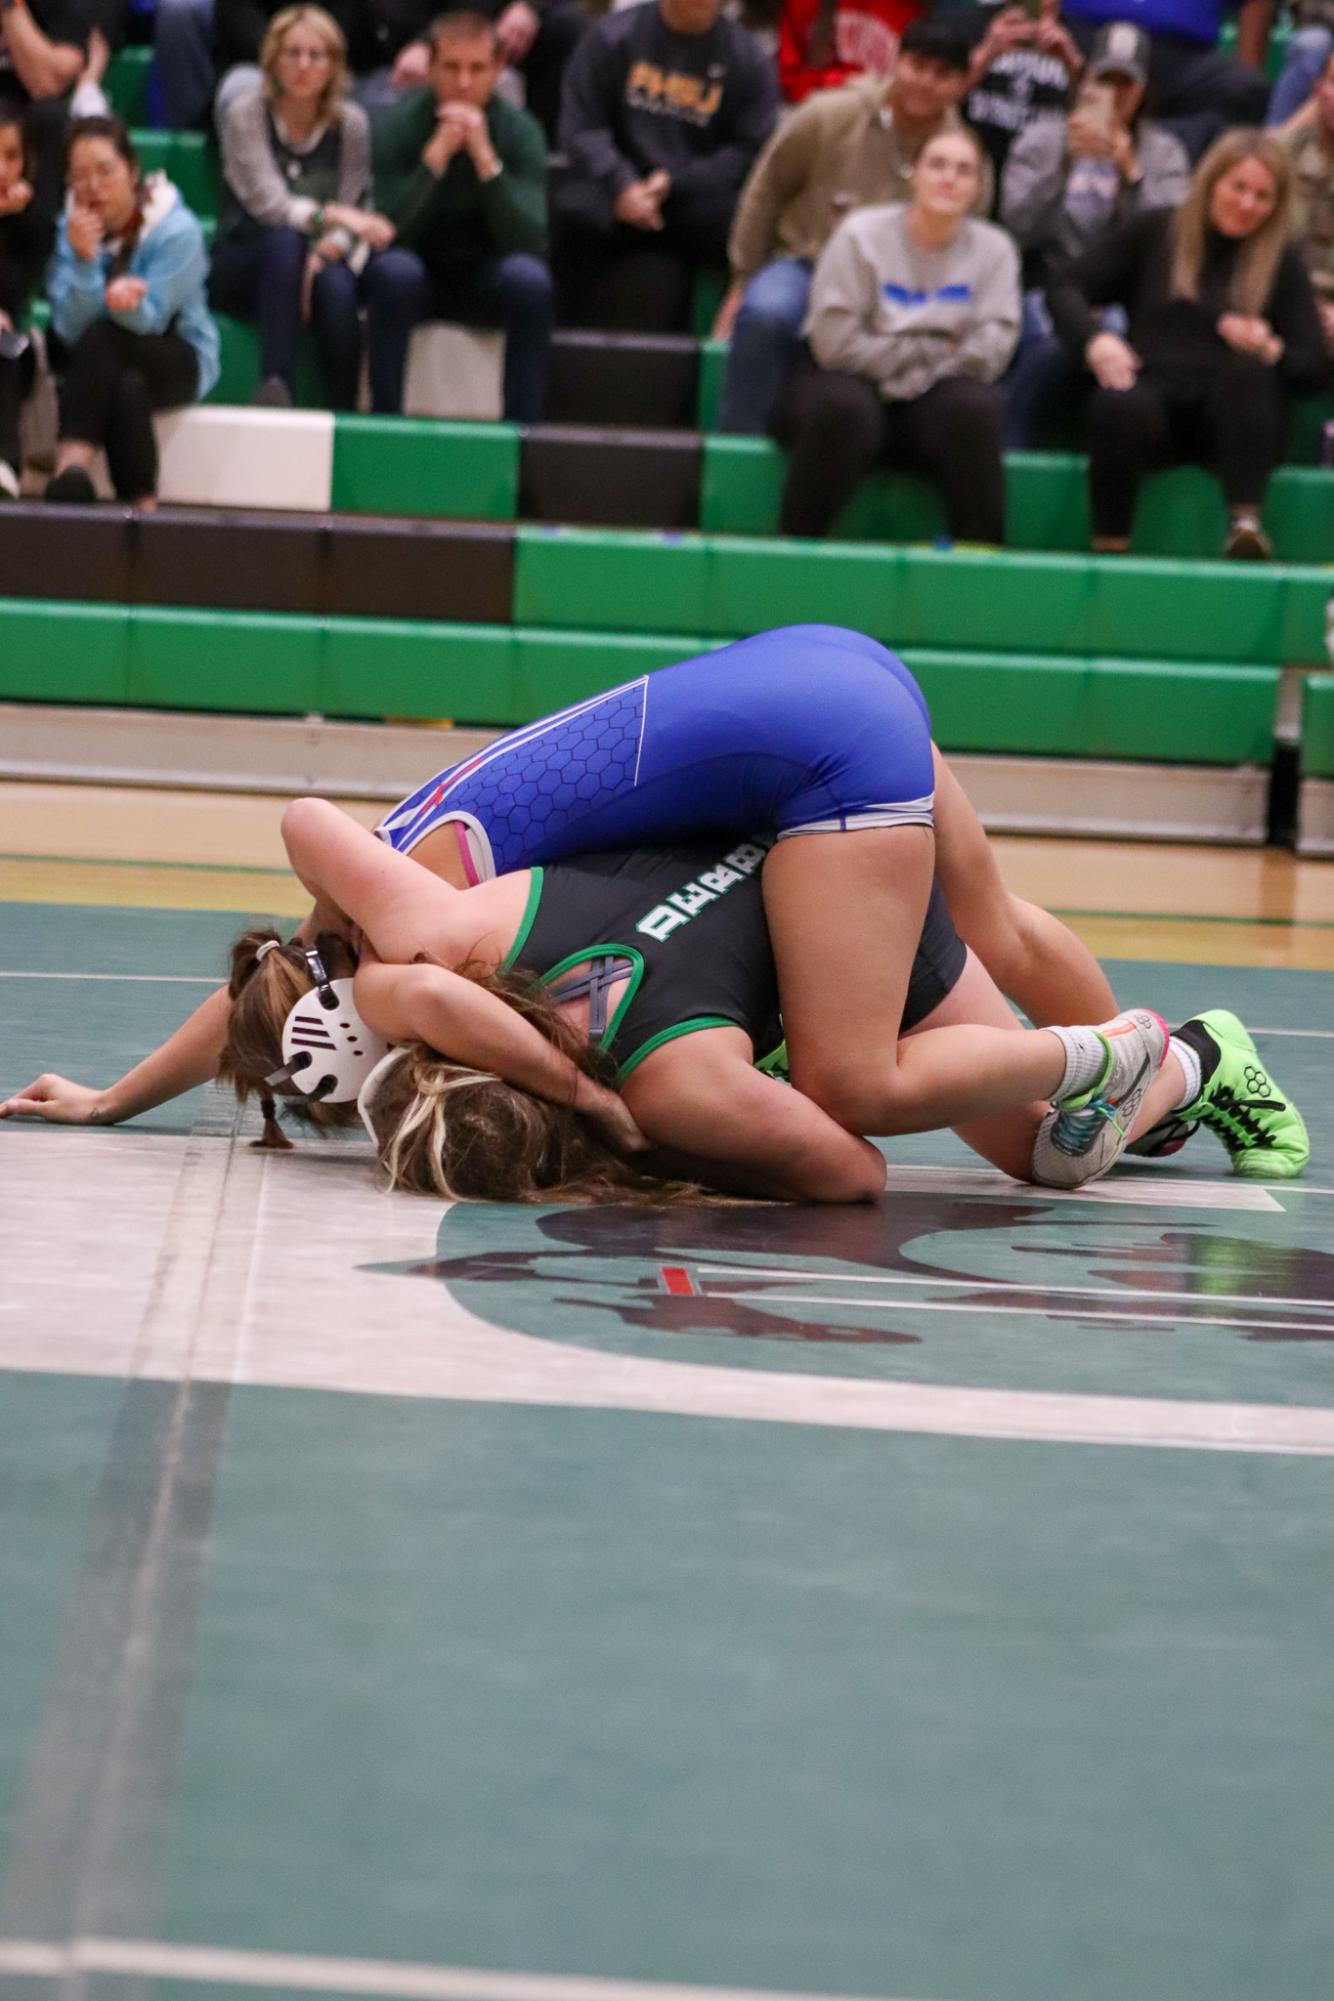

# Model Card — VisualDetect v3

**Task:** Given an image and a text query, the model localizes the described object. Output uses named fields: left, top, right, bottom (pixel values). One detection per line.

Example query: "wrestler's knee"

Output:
left=790, top=1053, right=900, bottom=1138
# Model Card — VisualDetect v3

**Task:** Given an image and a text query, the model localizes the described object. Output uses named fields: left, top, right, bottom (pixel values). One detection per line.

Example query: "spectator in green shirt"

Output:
left=366, top=8, right=552, bottom=416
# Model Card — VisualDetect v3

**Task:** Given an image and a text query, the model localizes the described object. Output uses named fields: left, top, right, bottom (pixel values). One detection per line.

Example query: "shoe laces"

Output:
left=1051, top=1095, right=1126, bottom=1155
left=1196, top=1080, right=1288, bottom=1151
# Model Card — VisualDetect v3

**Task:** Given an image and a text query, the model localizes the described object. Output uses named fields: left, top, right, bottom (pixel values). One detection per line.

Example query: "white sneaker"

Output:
left=0, top=459, right=18, bottom=500
left=1031, top=1008, right=1169, bottom=1189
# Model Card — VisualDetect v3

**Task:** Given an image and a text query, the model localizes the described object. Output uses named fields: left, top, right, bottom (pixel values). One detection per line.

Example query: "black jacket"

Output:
left=1047, top=205, right=1329, bottom=394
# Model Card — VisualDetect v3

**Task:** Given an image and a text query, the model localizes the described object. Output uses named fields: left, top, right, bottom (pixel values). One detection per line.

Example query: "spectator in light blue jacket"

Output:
left=46, top=117, right=218, bottom=506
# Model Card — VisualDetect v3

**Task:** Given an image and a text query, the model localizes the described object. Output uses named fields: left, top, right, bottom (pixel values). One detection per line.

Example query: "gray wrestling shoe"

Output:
left=1031, top=1008, right=1169, bottom=1189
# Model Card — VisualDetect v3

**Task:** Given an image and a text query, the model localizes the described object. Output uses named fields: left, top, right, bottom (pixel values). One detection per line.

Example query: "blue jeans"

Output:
left=1002, top=291, right=1079, bottom=449
left=1268, top=22, right=1334, bottom=124
left=209, top=227, right=370, bottom=409
left=717, top=256, right=812, bottom=435
left=1003, top=291, right=1130, bottom=449
left=361, top=246, right=554, bottom=422
left=154, top=0, right=214, bottom=128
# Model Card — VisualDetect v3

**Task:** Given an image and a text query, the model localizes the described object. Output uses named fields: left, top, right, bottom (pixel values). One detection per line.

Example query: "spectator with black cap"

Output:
left=1059, top=0, right=1270, bottom=160
left=1001, top=20, right=1190, bottom=442
left=716, top=14, right=987, bottom=432
left=553, top=0, right=777, bottom=332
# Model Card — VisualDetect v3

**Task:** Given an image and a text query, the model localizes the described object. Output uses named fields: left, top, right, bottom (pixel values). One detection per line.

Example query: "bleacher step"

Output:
left=0, top=701, right=1272, bottom=843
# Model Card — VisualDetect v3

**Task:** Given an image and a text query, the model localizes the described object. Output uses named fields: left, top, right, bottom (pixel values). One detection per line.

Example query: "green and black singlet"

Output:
left=499, top=840, right=968, bottom=1082
left=501, top=841, right=786, bottom=1082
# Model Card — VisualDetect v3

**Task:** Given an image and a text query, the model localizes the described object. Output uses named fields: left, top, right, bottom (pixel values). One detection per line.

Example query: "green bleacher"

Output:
left=1304, top=674, right=1334, bottom=778
left=8, top=37, right=1324, bottom=845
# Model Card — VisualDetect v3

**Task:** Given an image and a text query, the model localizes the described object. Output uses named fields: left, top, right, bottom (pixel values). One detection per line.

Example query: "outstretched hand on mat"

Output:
left=0, top=1074, right=107, bottom=1123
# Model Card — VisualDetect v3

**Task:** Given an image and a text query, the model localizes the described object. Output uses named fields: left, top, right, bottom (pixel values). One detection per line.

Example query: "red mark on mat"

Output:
left=660, top=1267, right=694, bottom=1296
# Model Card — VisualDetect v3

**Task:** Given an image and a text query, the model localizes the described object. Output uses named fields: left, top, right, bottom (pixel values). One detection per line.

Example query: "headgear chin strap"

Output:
left=266, top=945, right=393, bottom=1106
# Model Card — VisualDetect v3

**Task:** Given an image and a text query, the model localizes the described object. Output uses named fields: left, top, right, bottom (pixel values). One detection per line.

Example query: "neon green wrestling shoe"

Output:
left=1128, top=1010, right=1309, bottom=1179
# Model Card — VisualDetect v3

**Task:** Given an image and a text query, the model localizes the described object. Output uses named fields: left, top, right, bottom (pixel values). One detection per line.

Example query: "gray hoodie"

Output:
left=804, top=202, right=1021, bottom=403
left=1000, top=115, right=1191, bottom=280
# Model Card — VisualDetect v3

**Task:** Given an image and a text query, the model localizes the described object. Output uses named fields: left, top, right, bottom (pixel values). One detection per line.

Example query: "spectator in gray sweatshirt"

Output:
left=771, top=124, right=1019, bottom=543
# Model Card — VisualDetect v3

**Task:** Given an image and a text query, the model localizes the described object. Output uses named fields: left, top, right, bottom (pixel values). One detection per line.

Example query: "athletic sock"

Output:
left=1168, top=1033, right=1203, bottom=1110
left=1173, top=1017, right=1222, bottom=1096
left=1046, top=1025, right=1109, bottom=1102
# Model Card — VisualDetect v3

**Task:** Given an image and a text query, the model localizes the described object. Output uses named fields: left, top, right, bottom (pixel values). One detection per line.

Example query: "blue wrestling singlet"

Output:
left=376, top=625, right=935, bottom=880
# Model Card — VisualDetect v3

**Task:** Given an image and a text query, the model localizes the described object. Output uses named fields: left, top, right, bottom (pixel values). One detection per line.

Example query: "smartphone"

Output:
left=1074, top=78, right=1118, bottom=135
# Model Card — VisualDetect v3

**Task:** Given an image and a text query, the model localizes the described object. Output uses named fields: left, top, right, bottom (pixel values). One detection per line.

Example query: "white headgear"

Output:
left=265, top=944, right=393, bottom=1106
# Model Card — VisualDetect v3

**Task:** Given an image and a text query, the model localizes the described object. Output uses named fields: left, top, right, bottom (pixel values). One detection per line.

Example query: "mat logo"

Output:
left=369, top=1201, right=1334, bottom=1388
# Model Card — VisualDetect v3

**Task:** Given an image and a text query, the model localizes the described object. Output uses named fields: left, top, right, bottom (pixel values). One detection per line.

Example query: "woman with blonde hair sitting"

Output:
left=209, top=4, right=397, bottom=408
left=1048, top=127, right=1327, bottom=560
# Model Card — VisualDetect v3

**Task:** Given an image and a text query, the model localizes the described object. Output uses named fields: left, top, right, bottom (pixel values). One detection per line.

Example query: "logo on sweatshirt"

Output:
left=881, top=281, right=974, bottom=307
left=626, top=59, right=725, bottom=126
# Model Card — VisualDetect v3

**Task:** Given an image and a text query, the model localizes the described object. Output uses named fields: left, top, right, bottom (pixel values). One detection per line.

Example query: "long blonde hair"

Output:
left=360, top=968, right=698, bottom=1204
left=221, top=927, right=695, bottom=1200
left=1171, top=128, right=1293, bottom=317
left=260, top=4, right=348, bottom=121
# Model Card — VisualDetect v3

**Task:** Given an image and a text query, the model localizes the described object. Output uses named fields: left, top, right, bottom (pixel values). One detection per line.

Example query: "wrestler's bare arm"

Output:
left=624, top=1026, right=886, bottom=1203
left=931, top=747, right=1116, bottom=1025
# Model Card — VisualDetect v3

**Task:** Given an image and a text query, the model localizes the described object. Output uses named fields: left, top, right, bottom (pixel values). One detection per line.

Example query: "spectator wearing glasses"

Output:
left=210, top=5, right=399, bottom=407
left=45, top=117, right=218, bottom=506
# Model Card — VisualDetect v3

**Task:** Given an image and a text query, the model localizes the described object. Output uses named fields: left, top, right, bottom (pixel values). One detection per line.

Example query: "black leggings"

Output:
left=552, top=179, right=735, bottom=333
left=0, top=342, right=35, bottom=473
left=771, top=363, right=1007, bottom=543
left=1087, top=353, right=1285, bottom=541
left=58, top=318, right=198, bottom=501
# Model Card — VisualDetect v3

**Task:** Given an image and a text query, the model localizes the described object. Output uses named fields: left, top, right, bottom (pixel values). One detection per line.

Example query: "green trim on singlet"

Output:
left=536, top=942, right=646, bottom=1054
left=755, top=1038, right=790, bottom=1082
left=500, top=868, right=545, bottom=975
left=616, top=1016, right=737, bottom=1083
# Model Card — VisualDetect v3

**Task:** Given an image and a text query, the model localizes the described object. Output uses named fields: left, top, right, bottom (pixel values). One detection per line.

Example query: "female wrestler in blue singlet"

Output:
left=1, top=624, right=1141, bottom=1161
left=376, top=625, right=935, bottom=882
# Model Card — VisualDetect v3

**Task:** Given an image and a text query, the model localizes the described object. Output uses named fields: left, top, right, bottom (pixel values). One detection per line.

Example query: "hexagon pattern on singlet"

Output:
left=459, top=683, right=647, bottom=871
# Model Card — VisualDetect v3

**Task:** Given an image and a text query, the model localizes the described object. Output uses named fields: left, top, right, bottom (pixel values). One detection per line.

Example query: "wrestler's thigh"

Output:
left=761, top=825, right=934, bottom=1108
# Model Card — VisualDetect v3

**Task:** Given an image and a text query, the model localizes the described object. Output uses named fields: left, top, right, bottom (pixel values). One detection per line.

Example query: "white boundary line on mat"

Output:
left=0, top=1938, right=936, bottom=2001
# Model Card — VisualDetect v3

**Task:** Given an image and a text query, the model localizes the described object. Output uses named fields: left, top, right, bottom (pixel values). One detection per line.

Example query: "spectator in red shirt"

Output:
left=779, top=0, right=924, bottom=102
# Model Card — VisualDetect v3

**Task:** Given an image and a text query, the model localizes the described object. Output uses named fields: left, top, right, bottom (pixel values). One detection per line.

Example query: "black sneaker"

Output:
left=46, top=465, right=97, bottom=504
